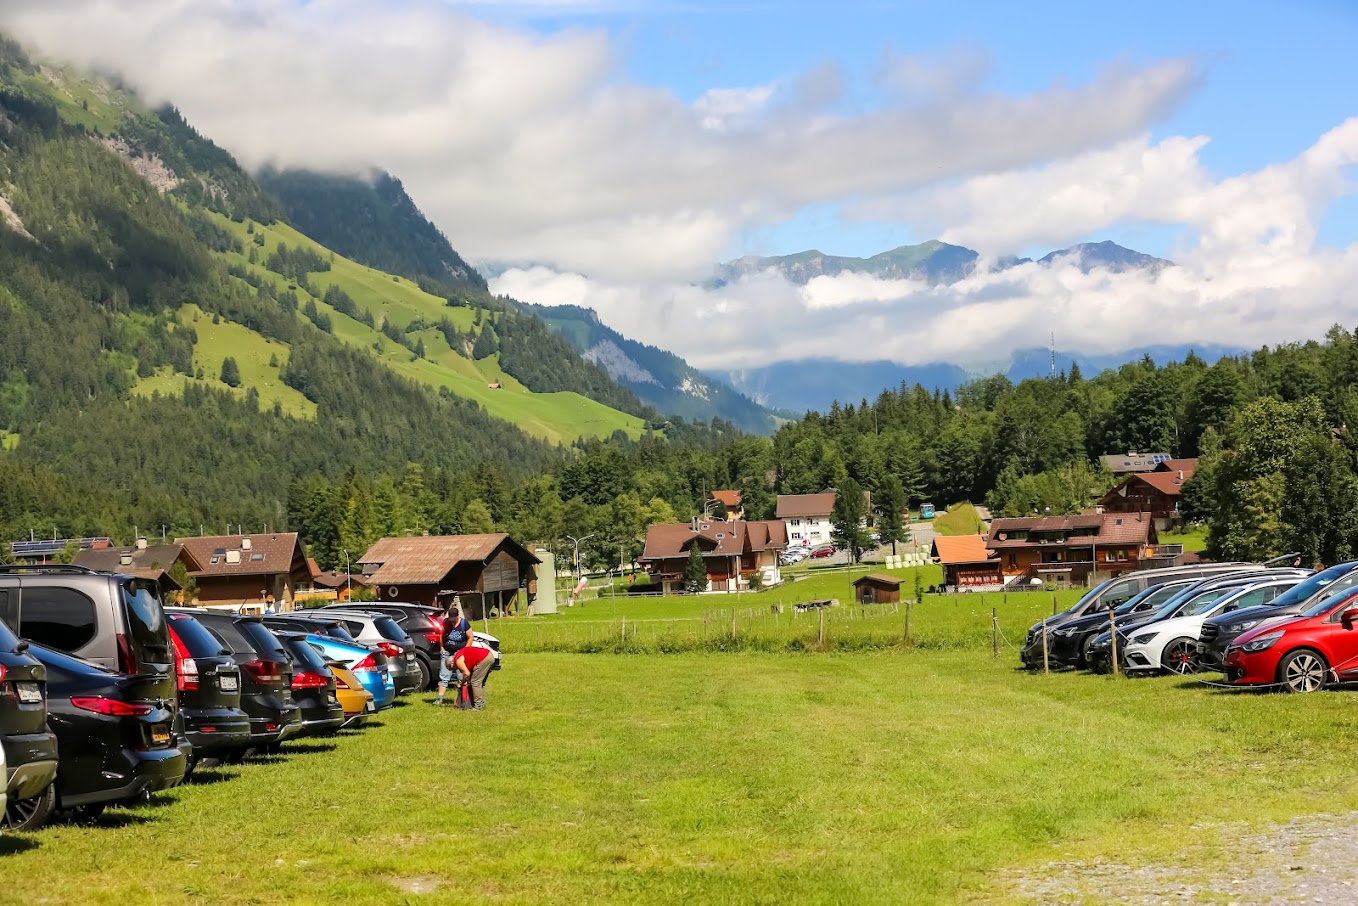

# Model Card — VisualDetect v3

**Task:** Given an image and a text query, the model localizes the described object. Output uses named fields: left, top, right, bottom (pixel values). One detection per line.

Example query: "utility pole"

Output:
left=343, top=549, right=351, bottom=601
left=566, top=534, right=594, bottom=604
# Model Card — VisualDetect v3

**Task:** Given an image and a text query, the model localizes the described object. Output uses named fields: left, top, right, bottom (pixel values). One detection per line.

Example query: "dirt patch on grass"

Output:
left=388, top=875, right=442, bottom=895
left=1007, top=812, right=1358, bottom=904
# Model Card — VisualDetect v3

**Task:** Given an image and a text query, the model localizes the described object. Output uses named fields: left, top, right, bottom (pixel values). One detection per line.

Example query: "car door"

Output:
left=1327, top=600, right=1358, bottom=680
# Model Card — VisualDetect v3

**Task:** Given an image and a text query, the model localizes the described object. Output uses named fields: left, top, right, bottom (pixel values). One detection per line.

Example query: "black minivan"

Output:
left=172, top=609, right=301, bottom=757
left=0, top=608, right=59, bottom=831
left=166, top=613, right=251, bottom=763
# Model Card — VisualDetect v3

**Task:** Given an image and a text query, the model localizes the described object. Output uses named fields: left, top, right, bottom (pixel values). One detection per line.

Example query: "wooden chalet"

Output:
left=931, top=534, right=1003, bottom=589
left=852, top=574, right=903, bottom=604
left=1100, top=458, right=1198, bottom=528
left=74, top=541, right=204, bottom=602
left=176, top=533, right=312, bottom=610
left=640, top=519, right=787, bottom=595
left=707, top=489, right=745, bottom=521
left=986, top=512, right=1157, bottom=587
left=358, top=534, right=540, bottom=619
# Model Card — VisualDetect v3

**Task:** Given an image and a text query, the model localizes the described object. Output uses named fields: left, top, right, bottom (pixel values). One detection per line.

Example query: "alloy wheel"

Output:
left=1282, top=652, right=1327, bottom=693
left=1164, top=639, right=1198, bottom=675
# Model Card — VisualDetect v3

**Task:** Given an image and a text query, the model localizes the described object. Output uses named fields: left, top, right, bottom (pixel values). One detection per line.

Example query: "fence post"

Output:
left=1052, top=593, right=1058, bottom=615
left=621, top=617, right=626, bottom=647
left=818, top=606, right=826, bottom=648
left=903, top=599, right=913, bottom=646
left=732, top=609, right=737, bottom=637
left=1109, top=606, right=1120, bottom=676
left=1041, top=620, right=1049, bottom=674
left=991, top=608, right=999, bottom=659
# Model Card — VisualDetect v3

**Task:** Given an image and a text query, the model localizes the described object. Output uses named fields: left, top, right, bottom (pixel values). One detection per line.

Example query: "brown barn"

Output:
left=639, top=519, right=787, bottom=594
left=358, top=534, right=540, bottom=619
left=852, top=574, right=903, bottom=604
left=74, top=541, right=204, bottom=603
left=931, top=535, right=1003, bottom=589
left=176, top=533, right=313, bottom=610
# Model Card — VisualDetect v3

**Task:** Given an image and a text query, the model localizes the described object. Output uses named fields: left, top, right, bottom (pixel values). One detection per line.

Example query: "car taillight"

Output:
left=376, top=641, right=403, bottom=658
left=333, top=674, right=349, bottom=689
left=292, top=670, right=328, bottom=690
left=424, top=629, right=442, bottom=644
left=169, top=629, right=199, bottom=692
left=116, top=633, right=140, bottom=675
left=71, top=696, right=153, bottom=717
left=241, top=659, right=284, bottom=685
left=352, top=654, right=378, bottom=674
left=0, top=664, right=6, bottom=684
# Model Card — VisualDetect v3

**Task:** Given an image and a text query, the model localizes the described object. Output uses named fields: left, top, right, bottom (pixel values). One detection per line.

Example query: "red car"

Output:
left=1224, top=588, right=1358, bottom=692
left=810, top=545, right=836, bottom=558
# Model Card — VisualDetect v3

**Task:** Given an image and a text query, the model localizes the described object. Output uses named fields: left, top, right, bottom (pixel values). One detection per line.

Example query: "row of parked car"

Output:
left=0, top=565, right=499, bottom=832
left=1019, top=558, right=1358, bottom=692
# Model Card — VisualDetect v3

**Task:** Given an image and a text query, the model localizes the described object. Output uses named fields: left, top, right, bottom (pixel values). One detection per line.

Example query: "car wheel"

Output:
left=415, top=656, right=433, bottom=691
left=1278, top=649, right=1329, bottom=693
left=1088, top=653, right=1109, bottom=675
left=1163, top=638, right=1199, bottom=675
left=3, top=781, right=56, bottom=832
left=1079, top=634, right=1097, bottom=668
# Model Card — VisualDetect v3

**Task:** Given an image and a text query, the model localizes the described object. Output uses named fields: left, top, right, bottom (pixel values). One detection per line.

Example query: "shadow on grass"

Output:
left=70, top=810, right=154, bottom=829
left=184, top=769, right=240, bottom=786
left=0, top=835, right=40, bottom=855
left=279, top=741, right=338, bottom=756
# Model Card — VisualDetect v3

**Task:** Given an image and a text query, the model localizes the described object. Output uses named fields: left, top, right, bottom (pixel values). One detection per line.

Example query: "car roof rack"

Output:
left=0, top=564, right=100, bottom=574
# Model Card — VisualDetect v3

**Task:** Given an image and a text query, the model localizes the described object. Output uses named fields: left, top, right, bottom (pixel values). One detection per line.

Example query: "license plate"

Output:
left=151, top=725, right=170, bottom=745
left=218, top=674, right=239, bottom=692
left=365, top=700, right=376, bottom=712
left=405, top=653, right=415, bottom=663
left=16, top=682, right=41, bottom=703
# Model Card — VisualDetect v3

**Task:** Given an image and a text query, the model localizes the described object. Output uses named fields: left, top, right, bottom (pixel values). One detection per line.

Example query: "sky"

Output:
left=2, top=0, right=1357, bottom=372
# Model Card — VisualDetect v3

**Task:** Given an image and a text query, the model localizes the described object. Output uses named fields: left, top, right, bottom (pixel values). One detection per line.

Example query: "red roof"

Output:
left=931, top=534, right=993, bottom=565
left=710, top=490, right=743, bottom=508
left=744, top=520, right=788, bottom=551
left=776, top=492, right=837, bottom=519
left=985, top=513, right=1153, bottom=550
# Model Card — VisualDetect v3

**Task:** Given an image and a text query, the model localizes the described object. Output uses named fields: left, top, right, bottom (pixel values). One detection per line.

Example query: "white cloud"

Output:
left=0, top=0, right=1196, bottom=282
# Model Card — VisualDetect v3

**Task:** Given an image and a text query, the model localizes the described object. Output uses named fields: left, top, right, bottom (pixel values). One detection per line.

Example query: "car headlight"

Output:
left=1128, top=630, right=1158, bottom=646
left=1051, top=627, right=1074, bottom=637
left=1241, top=630, right=1285, bottom=653
left=1227, top=620, right=1259, bottom=633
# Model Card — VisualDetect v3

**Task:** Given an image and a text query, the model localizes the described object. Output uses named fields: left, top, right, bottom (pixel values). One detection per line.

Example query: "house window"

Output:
left=791, top=532, right=802, bottom=540
left=790, top=519, right=801, bottom=526
left=1007, top=554, right=1017, bottom=568
left=810, top=531, right=821, bottom=539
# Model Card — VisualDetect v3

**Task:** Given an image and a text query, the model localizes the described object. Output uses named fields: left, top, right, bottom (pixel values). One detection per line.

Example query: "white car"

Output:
left=1123, top=578, right=1304, bottom=674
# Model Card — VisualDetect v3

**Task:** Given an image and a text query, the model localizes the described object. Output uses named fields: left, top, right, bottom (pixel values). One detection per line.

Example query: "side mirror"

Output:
left=1342, top=610, right=1357, bottom=631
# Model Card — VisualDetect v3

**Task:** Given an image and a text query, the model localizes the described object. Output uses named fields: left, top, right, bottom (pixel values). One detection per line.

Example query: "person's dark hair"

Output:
left=447, top=605, right=461, bottom=620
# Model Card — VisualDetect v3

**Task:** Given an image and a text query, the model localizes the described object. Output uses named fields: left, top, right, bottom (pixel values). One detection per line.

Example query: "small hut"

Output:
left=852, top=574, right=903, bottom=605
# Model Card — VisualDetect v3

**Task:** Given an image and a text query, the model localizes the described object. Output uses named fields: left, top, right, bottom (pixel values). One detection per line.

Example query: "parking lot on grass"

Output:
left=5, top=649, right=1358, bottom=905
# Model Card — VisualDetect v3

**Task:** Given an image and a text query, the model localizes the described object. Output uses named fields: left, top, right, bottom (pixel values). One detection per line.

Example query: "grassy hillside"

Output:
left=932, top=502, right=989, bottom=536
left=204, top=216, right=646, bottom=444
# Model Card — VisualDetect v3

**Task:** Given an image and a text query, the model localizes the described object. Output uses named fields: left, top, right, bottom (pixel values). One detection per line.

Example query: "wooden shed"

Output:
left=358, top=534, right=539, bottom=619
left=852, top=574, right=903, bottom=604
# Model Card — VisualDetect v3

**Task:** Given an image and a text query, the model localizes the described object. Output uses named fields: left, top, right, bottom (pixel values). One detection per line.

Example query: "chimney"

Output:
left=1178, top=470, right=1184, bottom=480
left=241, top=537, right=253, bottom=550
left=135, top=537, right=147, bottom=550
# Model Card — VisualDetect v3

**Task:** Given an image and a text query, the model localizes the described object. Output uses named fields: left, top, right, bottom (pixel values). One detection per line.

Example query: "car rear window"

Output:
left=20, top=586, right=98, bottom=652
left=0, top=589, right=20, bottom=648
left=320, top=622, right=358, bottom=643
left=168, top=614, right=229, bottom=657
left=282, top=637, right=329, bottom=672
left=236, top=620, right=287, bottom=656
left=120, top=581, right=170, bottom=661
left=373, top=615, right=411, bottom=642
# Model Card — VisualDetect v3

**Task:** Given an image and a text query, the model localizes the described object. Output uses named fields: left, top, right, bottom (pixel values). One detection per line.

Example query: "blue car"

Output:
left=303, top=635, right=396, bottom=712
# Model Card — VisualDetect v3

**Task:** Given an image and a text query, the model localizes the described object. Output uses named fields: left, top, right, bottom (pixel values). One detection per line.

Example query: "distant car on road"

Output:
left=810, top=545, right=836, bottom=559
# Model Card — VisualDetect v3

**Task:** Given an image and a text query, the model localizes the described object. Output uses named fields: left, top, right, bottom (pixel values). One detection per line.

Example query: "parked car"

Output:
left=21, top=643, right=187, bottom=825
left=1019, top=562, right=1264, bottom=668
left=304, top=634, right=396, bottom=711
left=330, top=662, right=375, bottom=726
left=0, top=613, right=59, bottom=832
left=274, top=632, right=345, bottom=737
left=1084, top=571, right=1310, bottom=674
left=810, top=545, right=836, bottom=559
left=169, top=609, right=302, bottom=757
left=314, top=602, right=443, bottom=690
left=1225, top=587, right=1358, bottom=692
left=166, top=613, right=251, bottom=767
left=259, top=614, right=362, bottom=646
left=311, top=610, right=422, bottom=695
left=1040, top=579, right=1197, bottom=669
left=0, top=564, right=174, bottom=677
left=1197, top=561, right=1358, bottom=671
left=1121, top=577, right=1304, bottom=674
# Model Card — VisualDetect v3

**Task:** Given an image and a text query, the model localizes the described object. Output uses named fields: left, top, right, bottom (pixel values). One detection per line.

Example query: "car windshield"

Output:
left=1112, top=586, right=1161, bottom=615
left=1069, top=577, right=1118, bottom=615
left=1181, top=589, right=1237, bottom=616
left=120, top=580, right=171, bottom=662
left=1266, top=561, right=1358, bottom=609
left=1300, top=586, right=1358, bottom=619
left=168, top=614, right=230, bottom=657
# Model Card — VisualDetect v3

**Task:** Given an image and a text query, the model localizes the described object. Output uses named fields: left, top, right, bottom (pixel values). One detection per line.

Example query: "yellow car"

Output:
left=331, top=665, right=374, bottom=726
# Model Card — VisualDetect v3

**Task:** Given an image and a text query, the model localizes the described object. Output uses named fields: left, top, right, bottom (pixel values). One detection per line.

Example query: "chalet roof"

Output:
left=359, top=534, right=539, bottom=586
left=744, top=520, right=788, bottom=552
left=990, top=514, right=1104, bottom=534
left=1099, top=452, right=1171, bottom=473
left=1096, top=512, right=1154, bottom=545
left=931, top=534, right=993, bottom=565
left=74, top=542, right=203, bottom=575
left=852, top=574, right=903, bottom=588
left=176, top=533, right=307, bottom=578
left=776, top=492, right=838, bottom=519
left=986, top=513, right=1153, bottom=549
left=641, top=521, right=745, bottom=561
left=312, top=571, right=371, bottom=590
left=1155, top=458, right=1199, bottom=476
left=710, top=490, right=743, bottom=508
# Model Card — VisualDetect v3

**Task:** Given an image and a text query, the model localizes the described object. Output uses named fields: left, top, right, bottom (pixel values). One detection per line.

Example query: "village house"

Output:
left=776, top=488, right=871, bottom=549
left=931, top=534, right=1004, bottom=590
left=1099, top=458, right=1198, bottom=529
left=306, top=558, right=372, bottom=603
left=358, top=534, right=539, bottom=618
left=176, top=533, right=313, bottom=610
left=74, top=540, right=204, bottom=603
left=8, top=536, right=112, bottom=565
left=639, top=518, right=787, bottom=595
left=707, top=489, right=744, bottom=521
left=986, top=512, right=1158, bottom=588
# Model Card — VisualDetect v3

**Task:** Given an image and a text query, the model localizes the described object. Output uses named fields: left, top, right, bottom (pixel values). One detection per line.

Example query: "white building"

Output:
left=776, top=491, right=838, bottom=548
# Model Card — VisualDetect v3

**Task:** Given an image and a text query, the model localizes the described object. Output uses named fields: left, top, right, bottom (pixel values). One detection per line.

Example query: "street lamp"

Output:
left=342, top=549, right=351, bottom=602
left=566, top=534, right=594, bottom=606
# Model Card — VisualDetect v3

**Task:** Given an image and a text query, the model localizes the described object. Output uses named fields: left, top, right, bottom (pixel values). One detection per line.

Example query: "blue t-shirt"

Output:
left=443, top=616, right=471, bottom=653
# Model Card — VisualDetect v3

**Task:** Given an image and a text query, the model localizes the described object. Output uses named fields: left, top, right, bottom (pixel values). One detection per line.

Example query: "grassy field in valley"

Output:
left=4, top=647, right=1358, bottom=905
left=1160, top=524, right=1210, bottom=553
left=930, top=502, right=989, bottom=536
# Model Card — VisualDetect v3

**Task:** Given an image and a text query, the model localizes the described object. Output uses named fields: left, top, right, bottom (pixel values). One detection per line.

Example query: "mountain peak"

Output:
left=1037, top=240, right=1172, bottom=274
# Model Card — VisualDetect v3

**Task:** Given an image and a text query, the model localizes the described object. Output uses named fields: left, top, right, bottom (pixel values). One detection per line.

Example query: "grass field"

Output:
left=931, top=502, right=988, bottom=536
left=5, top=646, right=1358, bottom=906
left=1161, top=524, right=1210, bottom=553
left=207, top=215, right=646, bottom=445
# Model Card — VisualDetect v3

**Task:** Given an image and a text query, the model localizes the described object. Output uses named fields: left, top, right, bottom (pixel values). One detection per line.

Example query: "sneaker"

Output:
left=433, top=698, right=444, bottom=707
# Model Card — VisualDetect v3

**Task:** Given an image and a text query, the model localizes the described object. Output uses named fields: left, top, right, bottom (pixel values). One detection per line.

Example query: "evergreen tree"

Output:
left=683, top=543, right=707, bottom=594
left=874, top=475, right=909, bottom=555
left=830, top=478, right=872, bottom=564
left=219, top=356, right=241, bottom=388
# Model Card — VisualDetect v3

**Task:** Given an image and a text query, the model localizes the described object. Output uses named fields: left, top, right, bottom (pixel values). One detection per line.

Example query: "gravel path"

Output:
left=1006, top=812, right=1358, bottom=904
